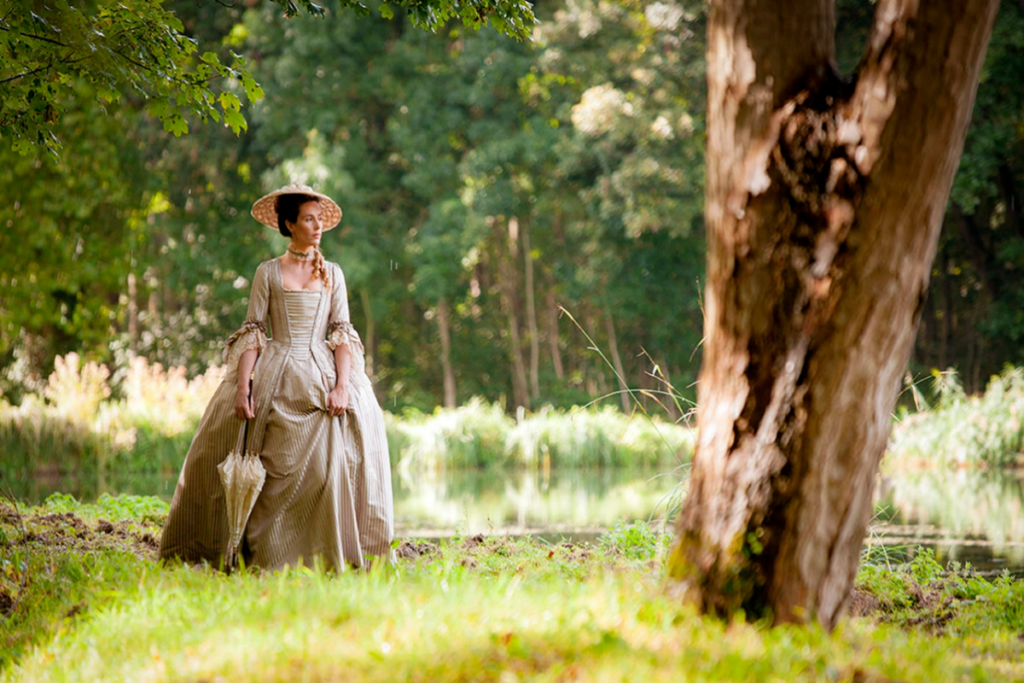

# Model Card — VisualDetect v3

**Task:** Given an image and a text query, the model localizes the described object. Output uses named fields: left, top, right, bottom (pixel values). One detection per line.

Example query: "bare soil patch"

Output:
left=2, top=508, right=162, bottom=562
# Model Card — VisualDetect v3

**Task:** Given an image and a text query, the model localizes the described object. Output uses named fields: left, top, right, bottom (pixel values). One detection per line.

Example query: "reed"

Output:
left=389, top=400, right=693, bottom=472
left=2, top=356, right=695, bottom=494
left=888, top=366, right=1024, bottom=469
left=1, top=354, right=219, bottom=479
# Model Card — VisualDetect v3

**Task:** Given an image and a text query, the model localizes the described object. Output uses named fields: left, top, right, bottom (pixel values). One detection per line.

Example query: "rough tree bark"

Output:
left=669, top=0, right=998, bottom=629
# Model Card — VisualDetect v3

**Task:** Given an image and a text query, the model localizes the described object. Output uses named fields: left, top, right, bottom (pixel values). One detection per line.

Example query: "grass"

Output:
left=3, top=497, right=1024, bottom=681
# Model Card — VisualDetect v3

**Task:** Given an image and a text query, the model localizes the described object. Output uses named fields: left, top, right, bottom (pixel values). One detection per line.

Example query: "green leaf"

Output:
left=240, top=76, right=264, bottom=103
left=148, top=100, right=171, bottom=120
left=218, top=91, right=242, bottom=113
left=224, top=109, right=247, bottom=135
left=12, top=140, right=34, bottom=155
left=164, top=114, right=188, bottom=137
left=97, top=87, right=120, bottom=104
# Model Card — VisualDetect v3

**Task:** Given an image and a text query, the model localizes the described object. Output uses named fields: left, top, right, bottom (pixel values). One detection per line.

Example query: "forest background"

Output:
left=1, top=0, right=1023, bottom=416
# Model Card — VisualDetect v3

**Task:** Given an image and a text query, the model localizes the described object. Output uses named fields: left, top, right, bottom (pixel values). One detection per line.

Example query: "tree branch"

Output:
left=0, top=25, right=70, bottom=48
left=0, top=55, right=87, bottom=85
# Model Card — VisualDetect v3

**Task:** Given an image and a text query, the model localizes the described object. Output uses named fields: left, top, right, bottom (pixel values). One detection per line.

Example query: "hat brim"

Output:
left=251, top=184, right=343, bottom=231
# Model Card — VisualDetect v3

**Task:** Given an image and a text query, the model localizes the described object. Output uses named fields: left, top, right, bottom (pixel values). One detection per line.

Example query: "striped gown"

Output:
left=159, top=258, right=393, bottom=571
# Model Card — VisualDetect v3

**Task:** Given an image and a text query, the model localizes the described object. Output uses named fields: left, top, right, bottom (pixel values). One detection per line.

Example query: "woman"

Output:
left=159, top=182, right=393, bottom=572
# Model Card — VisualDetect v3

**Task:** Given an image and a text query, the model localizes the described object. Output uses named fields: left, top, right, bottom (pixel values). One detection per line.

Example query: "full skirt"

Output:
left=159, top=356, right=393, bottom=572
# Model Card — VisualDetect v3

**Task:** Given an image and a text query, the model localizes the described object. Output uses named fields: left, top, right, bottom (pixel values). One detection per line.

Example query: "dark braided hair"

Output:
left=274, top=193, right=330, bottom=289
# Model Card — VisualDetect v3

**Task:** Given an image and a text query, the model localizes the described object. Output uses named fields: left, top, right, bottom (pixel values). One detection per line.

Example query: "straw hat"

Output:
left=250, top=182, right=343, bottom=231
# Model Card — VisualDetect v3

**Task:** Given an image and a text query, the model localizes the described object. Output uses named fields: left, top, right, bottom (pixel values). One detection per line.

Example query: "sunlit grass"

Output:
left=3, top=497, right=1024, bottom=682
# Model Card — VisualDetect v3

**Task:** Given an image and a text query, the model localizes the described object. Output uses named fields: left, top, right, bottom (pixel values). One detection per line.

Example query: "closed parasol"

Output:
left=218, top=419, right=266, bottom=568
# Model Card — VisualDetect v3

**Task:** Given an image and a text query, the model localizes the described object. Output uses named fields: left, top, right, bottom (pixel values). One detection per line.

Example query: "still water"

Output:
left=11, top=467, right=681, bottom=535
left=10, top=466, right=1024, bottom=575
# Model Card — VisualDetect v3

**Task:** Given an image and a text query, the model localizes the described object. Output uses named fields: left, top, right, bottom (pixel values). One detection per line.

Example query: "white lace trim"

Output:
left=327, top=321, right=365, bottom=356
left=224, top=321, right=268, bottom=369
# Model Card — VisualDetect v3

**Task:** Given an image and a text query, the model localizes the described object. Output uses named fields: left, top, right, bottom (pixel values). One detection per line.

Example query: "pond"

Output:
left=8, top=465, right=1024, bottom=575
left=8, top=466, right=682, bottom=536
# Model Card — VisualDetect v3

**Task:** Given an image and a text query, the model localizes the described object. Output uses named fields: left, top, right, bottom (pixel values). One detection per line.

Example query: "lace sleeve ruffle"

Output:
left=327, top=321, right=365, bottom=356
left=224, top=320, right=268, bottom=368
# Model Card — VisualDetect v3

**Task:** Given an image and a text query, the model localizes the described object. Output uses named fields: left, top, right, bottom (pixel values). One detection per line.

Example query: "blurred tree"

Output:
left=0, top=90, right=145, bottom=393
left=911, top=3, right=1024, bottom=390
left=3, top=0, right=1020, bottom=426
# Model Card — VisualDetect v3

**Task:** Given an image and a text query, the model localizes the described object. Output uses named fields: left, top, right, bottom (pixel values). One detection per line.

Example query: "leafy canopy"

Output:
left=0, top=0, right=536, bottom=155
left=297, top=0, right=536, bottom=37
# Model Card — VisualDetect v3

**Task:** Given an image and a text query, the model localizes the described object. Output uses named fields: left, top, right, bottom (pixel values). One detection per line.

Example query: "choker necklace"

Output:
left=287, top=246, right=315, bottom=262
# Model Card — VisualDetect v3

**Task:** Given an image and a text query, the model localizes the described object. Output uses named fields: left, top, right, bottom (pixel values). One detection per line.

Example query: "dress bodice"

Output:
left=225, top=258, right=367, bottom=395
left=282, top=290, right=320, bottom=359
left=265, top=260, right=328, bottom=349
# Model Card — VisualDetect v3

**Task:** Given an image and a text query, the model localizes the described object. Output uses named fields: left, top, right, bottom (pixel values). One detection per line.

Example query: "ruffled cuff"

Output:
left=224, top=320, right=267, bottom=368
left=327, top=321, right=365, bottom=356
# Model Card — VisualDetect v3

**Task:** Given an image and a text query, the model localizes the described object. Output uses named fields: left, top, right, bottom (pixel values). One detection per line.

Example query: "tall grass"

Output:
left=2, top=355, right=694, bottom=487
left=389, top=399, right=693, bottom=471
left=1, top=354, right=221, bottom=478
left=888, top=366, right=1024, bottom=469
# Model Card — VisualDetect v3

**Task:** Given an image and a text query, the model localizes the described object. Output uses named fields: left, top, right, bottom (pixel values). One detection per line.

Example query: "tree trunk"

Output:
left=360, top=289, right=376, bottom=382
left=500, top=219, right=530, bottom=410
left=506, top=299, right=530, bottom=410
left=669, top=0, right=998, bottom=629
left=127, top=271, right=138, bottom=354
left=546, top=292, right=565, bottom=379
left=940, top=252, right=951, bottom=370
left=604, top=310, right=631, bottom=412
left=437, top=297, right=457, bottom=408
left=522, top=218, right=541, bottom=399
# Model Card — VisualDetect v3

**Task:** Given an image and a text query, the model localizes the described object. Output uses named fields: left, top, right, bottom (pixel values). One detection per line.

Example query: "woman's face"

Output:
left=287, top=201, right=323, bottom=249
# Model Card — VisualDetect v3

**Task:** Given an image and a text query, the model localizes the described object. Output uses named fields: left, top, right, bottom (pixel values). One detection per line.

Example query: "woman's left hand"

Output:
left=327, top=385, right=350, bottom=417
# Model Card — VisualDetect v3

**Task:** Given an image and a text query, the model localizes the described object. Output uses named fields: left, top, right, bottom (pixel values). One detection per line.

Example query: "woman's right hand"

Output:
left=234, top=384, right=255, bottom=420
